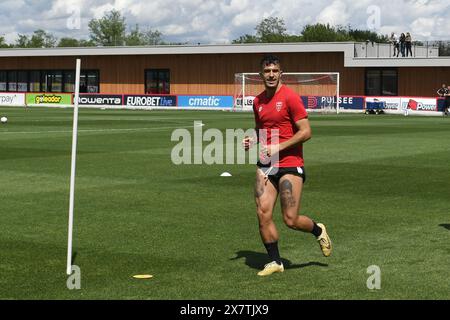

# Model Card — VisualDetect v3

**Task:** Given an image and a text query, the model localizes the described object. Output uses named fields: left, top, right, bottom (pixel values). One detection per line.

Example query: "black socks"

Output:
left=311, top=222, right=322, bottom=237
left=264, top=241, right=282, bottom=265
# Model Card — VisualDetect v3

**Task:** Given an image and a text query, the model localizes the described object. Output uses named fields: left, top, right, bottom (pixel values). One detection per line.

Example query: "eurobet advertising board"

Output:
left=26, top=93, right=72, bottom=105
left=124, top=95, right=177, bottom=108
left=0, top=93, right=25, bottom=106
left=178, top=96, right=234, bottom=109
left=301, top=96, right=364, bottom=110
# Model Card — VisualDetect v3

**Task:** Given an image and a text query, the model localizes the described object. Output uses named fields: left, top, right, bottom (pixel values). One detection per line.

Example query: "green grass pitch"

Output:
left=0, top=106, right=449, bottom=299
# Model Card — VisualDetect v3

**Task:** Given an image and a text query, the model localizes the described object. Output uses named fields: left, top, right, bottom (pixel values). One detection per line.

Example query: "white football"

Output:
left=0, top=116, right=7, bottom=123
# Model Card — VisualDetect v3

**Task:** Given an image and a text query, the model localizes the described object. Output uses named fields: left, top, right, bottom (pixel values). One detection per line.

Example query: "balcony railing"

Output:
left=354, top=41, right=450, bottom=58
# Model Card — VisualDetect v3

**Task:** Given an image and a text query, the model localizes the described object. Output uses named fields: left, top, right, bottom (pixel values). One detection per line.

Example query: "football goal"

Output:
left=233, top=72, right=340, bottom=113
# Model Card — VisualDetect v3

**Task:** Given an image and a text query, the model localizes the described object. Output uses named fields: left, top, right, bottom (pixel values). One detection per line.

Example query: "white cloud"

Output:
left=91, top=3, right=117, bottom=19
left=316, top=0, right=351, bottom=26
left=410, top=17, right=435, bottom=38
left=0, top=0, right=449, bottom=45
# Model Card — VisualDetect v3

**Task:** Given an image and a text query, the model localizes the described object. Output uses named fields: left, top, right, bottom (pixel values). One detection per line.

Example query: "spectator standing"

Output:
left=405, top=32, right=413, bottom=57
left=437, top=84, right=449, bottom=116
left=437, top=83, right=448, bottom=97
left=390, top=32, right=399, bottom=57
left=445, top=85, right=450, bottom=116
left=399, top=33, right=406, bottom=57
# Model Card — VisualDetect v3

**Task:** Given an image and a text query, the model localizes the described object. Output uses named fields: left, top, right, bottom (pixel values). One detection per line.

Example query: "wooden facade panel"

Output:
left=399, top=67, right=450, bottom=97
left=0, top=52, right=447, bottom=97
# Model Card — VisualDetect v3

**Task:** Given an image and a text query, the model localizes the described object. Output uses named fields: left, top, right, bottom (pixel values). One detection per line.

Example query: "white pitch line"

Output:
left=25, top=118, right=195, bottom=122
left=0, top=125, right=192, bottom=135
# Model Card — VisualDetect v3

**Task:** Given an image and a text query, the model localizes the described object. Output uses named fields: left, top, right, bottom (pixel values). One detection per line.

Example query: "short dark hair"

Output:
left=260, top=54, right=281, bottom=68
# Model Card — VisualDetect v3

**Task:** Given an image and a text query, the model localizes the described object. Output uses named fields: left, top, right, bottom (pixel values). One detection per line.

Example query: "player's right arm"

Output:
left=243, top=135, right=256, bottom=150
left=243, top=97, right=260, bottom=151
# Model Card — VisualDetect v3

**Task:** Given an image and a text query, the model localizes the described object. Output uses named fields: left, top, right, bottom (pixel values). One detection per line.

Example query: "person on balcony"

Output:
left=399, top=33, right=406, bottom=57
left=405, top=33, right=413, bottom=57
left=390, top=32, right=399, bottom=57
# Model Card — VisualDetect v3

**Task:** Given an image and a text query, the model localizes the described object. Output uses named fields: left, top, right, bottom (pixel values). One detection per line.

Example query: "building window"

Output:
left=0, top=71, right=6, bottom=91
left=40, top=71, right=47, bottom=92
left=17, top=71, right=28, bottom=92
left=0, top=70, right=100, bottom=93
left=64, top=71, right=75, bottom=93
left=86, top=71, right=99, bottom=93
left=365, top=68, right=398, bottom=96
left=145, top=69, right=170, bottom=94
left=44, top=70, right=63, bottom=92
left=79, top=70, right=99, bottom=93
left=0, top=69, right=99, bottom=93
left=8, top=71, right=17, bottom=91
left=29, top=71, right=41, bottom=92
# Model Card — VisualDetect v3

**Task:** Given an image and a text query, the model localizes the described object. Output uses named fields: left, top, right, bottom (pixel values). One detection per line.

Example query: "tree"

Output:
left=348, top=28, right=389, bottom=43
left=15, top=34, right=29, bottom=48
left=125, top=24, right=163, bottom=46
left=4, top=10, right=165, bottom=49
left=79, top=39, right=96, bottom=47
left=233, top=19, right=389, bottom=44
left=233, top=17, right=289, bottom=43
left=256, top=17, right=288, bottom=43
left=125, top=24, right=142, bottom=46
left=232, top=34, right=259, bottom=44
left=58, top=37, right=95, bottom=47
left=15, top=29, right=56, bottom=48
left=300, top=24, right=352, bottom=42
left=57, top=37, right=80, bottom=47
left=0, top=36, right=10, bottom=48
left=88, top=9, right=126, bottom=46
left=30, top=29, right=57, bottom=47
left=142, top=29, right=163, bottom=45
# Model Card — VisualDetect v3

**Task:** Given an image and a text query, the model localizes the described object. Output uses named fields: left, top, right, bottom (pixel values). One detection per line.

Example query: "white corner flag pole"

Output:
left=67, top=59, right=81, bottom=275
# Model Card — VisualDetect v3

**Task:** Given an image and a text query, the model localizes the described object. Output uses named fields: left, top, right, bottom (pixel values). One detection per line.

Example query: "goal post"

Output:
left=233, top=72, right=340, bottom=113
left=67, top=58, right=81, bottom=275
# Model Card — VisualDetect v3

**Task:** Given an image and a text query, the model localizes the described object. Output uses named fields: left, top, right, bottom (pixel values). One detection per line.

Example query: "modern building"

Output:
left=0, top=42, right=449, bottom=98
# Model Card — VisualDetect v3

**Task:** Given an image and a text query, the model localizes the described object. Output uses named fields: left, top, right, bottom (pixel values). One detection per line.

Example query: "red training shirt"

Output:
left=253, top=85, right=308, bottom=167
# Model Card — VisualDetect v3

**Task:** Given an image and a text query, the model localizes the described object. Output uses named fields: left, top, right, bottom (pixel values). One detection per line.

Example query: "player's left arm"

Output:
left=279, top=118, right=311, bottom=152
left=264, top=93, right=311, bottom=156
left=281, top=91, right=311, bottom=152
left=264, top=118, right=310, bottom=156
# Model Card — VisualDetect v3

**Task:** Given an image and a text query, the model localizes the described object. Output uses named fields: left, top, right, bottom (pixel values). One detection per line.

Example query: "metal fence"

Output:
left=354, top=41, right=450, bottom=58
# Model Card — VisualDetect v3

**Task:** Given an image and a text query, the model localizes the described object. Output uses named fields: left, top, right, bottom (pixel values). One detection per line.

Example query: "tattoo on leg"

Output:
left=254, top=179, right=265, bottom=198
left=280, top=180, right=296, bottom=209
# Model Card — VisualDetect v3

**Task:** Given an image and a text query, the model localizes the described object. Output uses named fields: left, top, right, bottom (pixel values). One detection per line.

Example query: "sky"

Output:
left=0, top=0, right=449, bottom=44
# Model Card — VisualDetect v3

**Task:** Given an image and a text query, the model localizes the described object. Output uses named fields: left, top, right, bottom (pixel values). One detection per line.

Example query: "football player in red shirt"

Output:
left=243, top=54, right=332, bottom=276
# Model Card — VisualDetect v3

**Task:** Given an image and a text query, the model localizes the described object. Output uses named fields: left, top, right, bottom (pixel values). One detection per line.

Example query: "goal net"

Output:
left=233, top=72, right=340, bottom=113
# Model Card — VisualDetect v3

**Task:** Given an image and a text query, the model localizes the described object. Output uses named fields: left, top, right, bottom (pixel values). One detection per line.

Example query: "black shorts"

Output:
left=257, top=165, right=306, bottom=189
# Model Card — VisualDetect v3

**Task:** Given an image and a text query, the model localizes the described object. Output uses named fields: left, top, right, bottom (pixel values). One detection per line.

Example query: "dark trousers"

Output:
left=406, top=43, right=412, bottom=57
left=394, top=44, right=400, bottom=56
left=400, top=43, right=405, bottom=57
